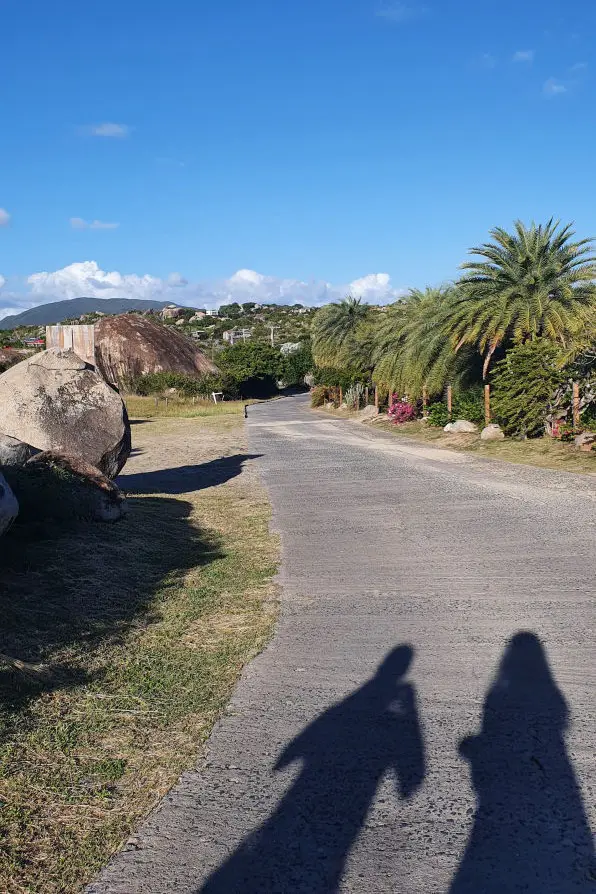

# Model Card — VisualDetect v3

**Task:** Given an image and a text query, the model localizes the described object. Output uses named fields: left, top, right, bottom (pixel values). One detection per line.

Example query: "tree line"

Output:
left=311, top=220, right=596, bottom=436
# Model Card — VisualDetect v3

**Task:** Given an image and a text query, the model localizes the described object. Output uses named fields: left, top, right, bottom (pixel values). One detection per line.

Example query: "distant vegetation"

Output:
left=1, top=219, right=594, bottom=438
left=311, top=220, right=596, bottom=439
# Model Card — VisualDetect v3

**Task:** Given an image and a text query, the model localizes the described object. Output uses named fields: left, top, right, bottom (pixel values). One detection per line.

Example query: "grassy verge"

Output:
left=374, top=418, right=596, bottom=475
left=124, top=395, right=248, bottom=419
left=0, top=417, right=278, bottom=894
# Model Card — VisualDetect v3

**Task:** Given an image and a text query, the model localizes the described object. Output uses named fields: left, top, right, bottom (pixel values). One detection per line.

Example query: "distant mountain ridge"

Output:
left=0, top=297, right=183, bottom=329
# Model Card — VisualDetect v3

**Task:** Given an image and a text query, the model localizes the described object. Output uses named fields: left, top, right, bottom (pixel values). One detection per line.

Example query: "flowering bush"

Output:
left=388, top=398, right=417, bottom=424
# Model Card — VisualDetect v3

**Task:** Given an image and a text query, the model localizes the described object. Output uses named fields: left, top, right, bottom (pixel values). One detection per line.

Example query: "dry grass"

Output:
left=0, top=416, right=278, bottom=894
left=373, top=419, right=596, bottom=475
left=124, top=395, right=248, bottom=419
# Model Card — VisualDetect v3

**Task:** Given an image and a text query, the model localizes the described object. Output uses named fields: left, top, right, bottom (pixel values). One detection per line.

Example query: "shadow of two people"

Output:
left=200, top=634, right=595, bottom=893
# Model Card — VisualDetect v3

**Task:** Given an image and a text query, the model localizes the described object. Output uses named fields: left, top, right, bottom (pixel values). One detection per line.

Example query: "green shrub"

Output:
left=426, top=402, right=450, bottom=427
left=133, top=372, right=238, bottom=399
left=310, top=385, right=328, bottom=408
left=581, top=403, right=596, bottom=430
left=279, top=344, right=313, bottom=387
left=492, top=341, right=565, bottom=438
left=453, top=386, right=485, bottom=425
left=313, top=366, right=366, bottom=390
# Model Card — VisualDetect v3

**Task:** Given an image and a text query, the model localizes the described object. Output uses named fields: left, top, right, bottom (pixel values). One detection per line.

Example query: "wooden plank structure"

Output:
left=46, top=325, right=96, bottom=367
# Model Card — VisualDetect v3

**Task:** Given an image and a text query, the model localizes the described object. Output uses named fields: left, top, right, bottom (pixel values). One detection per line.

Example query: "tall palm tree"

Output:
left=311, top=296, right=370, bottom=368
left=373, top=286, right=472, bottom=397
left=454, top=219, right=596, bottom=377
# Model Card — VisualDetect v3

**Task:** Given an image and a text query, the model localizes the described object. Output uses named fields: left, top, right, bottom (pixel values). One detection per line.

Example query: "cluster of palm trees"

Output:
left=311, top=220, right=596, bottom=399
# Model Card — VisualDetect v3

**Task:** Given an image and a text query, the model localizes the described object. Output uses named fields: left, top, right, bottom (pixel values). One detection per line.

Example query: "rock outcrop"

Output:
left=0, top=472, right=18, bottom=536
left=0, top=348, right=131, bottom=478
left=94, top=314, right=218, bottom=390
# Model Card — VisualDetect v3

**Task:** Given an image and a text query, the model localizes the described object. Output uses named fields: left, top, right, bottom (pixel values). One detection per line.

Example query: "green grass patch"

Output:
left=125, top=395, right=248, bottom=419
left=0, top=419, right=278, bottom=894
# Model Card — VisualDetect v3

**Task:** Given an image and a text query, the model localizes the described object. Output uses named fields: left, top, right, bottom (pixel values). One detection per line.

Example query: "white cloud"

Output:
left=70, top=217, right=120, bottom=230
left=0, top=208, right=10, bottom=227
left=0, top=261, right=407, bottom=320
left=376, top=2, right=428, bottom=23
left=543, top=78, right=567, bottom=96
left=28, top=261, right=169, bottom=301
left=570, top=62, right=587, bottom=72
left=83, top=123, right=131, bottom=138
left=513, top=50, right=534, bottom=63
left=0, top=275, right=5, bottom=289
left=349, top=273, right=391, bottom=299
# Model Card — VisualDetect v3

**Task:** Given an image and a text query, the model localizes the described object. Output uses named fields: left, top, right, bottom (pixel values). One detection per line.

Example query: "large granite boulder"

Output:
left=23, top=452, right=128, bottom=522
left=0, top=472, right=19, bottom=536
left=94, top=314, right=218, bottom=390
left=0, top=348, right=131, bottom=478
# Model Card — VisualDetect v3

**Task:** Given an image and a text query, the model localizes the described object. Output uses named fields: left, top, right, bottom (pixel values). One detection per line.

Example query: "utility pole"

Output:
left=268, top=325, right=279, bottom=346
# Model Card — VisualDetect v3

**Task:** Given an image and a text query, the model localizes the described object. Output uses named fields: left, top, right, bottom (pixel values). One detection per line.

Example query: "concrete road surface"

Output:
left=89, top=395, right=596, bottom=893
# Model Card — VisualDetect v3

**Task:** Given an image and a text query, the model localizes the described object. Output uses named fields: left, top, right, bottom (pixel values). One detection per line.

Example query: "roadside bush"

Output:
left=581, top=404, right=596, bottom=430
left=311, top=385, right=328, bottom=408
left=492, top=341, right=565, bottom=438
left=344, top=382, right=365, bottom=410
left=426, top=402, right=450, bottom=427
left=313, top=366, right=367, bottom=391
left=453, top=386, right=485, bottom=425
left=134, top=371, right=239, bottom=399
left=280, top=344, right=313, bottom=387
left=388, top=398, right=417, bottom=424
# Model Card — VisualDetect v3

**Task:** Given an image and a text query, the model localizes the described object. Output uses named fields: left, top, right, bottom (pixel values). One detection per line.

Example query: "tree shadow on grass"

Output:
left=450, top=631, right=595, bottom=893
left=119, top=454, right=262, bottom=495
left=0, top=495, right=222, bottom=721
left=199, top=645, right=425, bottom=894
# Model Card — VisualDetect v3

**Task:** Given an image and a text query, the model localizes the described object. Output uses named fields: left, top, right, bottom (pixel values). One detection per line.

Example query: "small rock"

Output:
left=444, top=419, right=478, bottom=433
left=356, top=405, right=379, bottom=423
left=0, top=472, right=19, bottom=536
left=481, top=423, right=505, bottom=441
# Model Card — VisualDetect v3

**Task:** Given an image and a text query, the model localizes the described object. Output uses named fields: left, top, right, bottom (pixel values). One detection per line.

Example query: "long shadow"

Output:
left=450, top=631, right=595, bottom=893
left=199, top=645, right=425, bottom=893
left=0, top=496, right=221, bottom=720
left=119, top=454, right=262, bottom=495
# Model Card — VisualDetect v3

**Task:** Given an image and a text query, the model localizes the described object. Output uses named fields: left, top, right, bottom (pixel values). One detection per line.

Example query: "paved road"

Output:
left=90, top=395, right=595, bottom=893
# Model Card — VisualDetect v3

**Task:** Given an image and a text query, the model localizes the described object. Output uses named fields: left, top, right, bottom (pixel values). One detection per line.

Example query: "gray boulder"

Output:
left=0, top=472, right=19, bottom=536
left=0, top=434, right=39, bottom=467
left=444, top=419, right=478, bottom=433
left=7, top=452, right=127, bottom=523
left=481, top=423, right=505, bottom=441
left=0, top=348, right=131, bottom=478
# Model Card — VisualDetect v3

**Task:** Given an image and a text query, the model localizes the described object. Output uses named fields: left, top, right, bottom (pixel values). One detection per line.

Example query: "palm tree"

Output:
left=373, top=286, right=473, bottom=397
left=453, top=220, right=596, bottom=378
left=311, top=296, right=370, bottom=368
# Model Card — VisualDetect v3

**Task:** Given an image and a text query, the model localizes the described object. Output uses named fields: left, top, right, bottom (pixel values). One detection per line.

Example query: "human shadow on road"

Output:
left=450, top=631, right=595, bottom=893
left=119, top=454, right=262, bottom=495
left=199, top=644, right=425, bottom=894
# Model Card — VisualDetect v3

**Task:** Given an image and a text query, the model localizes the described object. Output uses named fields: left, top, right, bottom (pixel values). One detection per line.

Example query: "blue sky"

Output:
left=1, top=0, right=595, bottom=315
